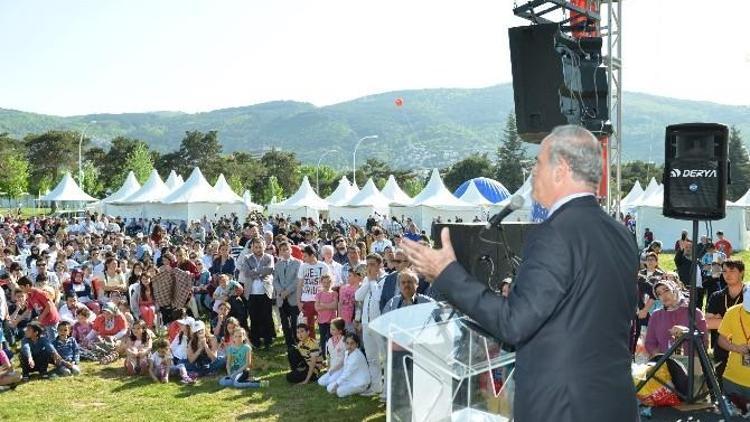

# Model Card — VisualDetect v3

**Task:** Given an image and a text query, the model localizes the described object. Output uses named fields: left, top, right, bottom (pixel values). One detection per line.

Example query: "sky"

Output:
left=0, top=0, right=748, bottom=116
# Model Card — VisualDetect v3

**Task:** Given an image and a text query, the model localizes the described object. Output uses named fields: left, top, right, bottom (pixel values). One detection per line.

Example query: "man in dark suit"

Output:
left=273, top=241, right=302, bottom=347
left=401, top=125, right=639, bottom=422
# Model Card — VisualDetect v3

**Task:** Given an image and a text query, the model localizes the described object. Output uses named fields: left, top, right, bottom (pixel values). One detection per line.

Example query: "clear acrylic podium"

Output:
left=370, top=302, right=516, bottom=422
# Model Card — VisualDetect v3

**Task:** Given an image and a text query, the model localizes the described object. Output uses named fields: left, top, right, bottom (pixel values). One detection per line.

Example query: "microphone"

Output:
left=486, top=195, right=525, bottom=229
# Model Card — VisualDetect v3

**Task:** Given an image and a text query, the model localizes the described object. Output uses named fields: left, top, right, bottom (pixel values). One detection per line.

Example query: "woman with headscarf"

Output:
left=645, top=279, right=707, bottom=357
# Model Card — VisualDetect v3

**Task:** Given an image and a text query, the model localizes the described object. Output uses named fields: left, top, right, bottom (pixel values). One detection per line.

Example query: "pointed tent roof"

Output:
left=381, top=175, right=413, bottom=205
left=344, top=178, right=391, bottom=208
left=732, top=188, right=750, bottom=206
left=273, top=176, right=329, bottom=210
left=117, top=169, right=169, bottom=203
left=459, top=180, right=494, bottom=206
left=41, top=173, right=97, bottom=202
left=621, top=180, right=644, bottom=206
left=410, top=169, right=475, bottom=209
left=639, top=184, right=664, bottom=207
left=103, top=171, right=141, bottom=203
left=213, top=174, right=244, bottom=203
left=165, top=170, right=183, bottom=192
left=325, top=176, right=359, bottom=206
left=633, top=177, right=660, bottom=206
left=162, top=167, right=227, bottom=204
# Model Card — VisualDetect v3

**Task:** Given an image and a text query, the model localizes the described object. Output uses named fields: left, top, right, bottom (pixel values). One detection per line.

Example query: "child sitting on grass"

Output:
left=318, top=318, right=346, bottom=389
left=219, top=327, right=268, bottom=388
left=52, top=321, right=81, bottom=376
left=286, top=323, right=321, bottom=385
left=0, top=348, right=22, bottom=390
left=325, top=332, right=370, bottom=398
left=19, top=322, right=57, bottom=381
left=124, top=320, right=153, bottom=375
left=148, top=338, right=194, bottom=384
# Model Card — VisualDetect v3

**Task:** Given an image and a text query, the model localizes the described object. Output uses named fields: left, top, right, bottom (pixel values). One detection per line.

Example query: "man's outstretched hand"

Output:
left=400, top=227, right=456, bottom=281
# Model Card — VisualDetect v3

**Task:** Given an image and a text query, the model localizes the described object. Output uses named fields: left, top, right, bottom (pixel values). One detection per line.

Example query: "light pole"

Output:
left=78, top=120, right=96, bottom=187
left=316, top=149, right=338, bottom=195
left=352, top=135, right=378, bottom=187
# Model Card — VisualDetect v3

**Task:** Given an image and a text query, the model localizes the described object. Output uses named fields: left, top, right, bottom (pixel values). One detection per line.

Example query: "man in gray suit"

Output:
left=402, top=125, right=639, bottom=422
left=238, top=236, right=275, bottom=349
left=273, top=241, right=302, bottom=348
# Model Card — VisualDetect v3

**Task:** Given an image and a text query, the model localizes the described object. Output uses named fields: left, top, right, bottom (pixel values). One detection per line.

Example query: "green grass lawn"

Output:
left=658, top=250, right=750, bottom=273
left=0, top=207, right=51, bottom=218
left=0, top=340, right=385, bottom=421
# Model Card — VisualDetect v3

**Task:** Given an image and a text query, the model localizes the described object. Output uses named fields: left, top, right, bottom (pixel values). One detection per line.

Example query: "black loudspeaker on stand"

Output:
left=636, top=123, right=731, bottom=419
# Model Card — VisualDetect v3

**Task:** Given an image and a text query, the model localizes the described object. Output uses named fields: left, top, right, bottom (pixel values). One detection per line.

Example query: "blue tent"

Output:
left=453, top=177, right=511, bottom=203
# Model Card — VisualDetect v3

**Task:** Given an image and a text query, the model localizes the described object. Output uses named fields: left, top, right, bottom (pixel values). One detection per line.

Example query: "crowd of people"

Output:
left=632, top=227, right=750, bottom=413
left=0, top=210, right=438, bottom=403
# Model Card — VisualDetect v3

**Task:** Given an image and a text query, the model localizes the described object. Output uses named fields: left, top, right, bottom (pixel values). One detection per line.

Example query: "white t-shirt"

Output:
left=150, top=350, right=173, bottom=368
left=297, top=261, right=329, bottom=303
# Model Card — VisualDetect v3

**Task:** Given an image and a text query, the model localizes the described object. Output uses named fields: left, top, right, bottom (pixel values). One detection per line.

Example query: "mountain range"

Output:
left=1, top=83, right=748, bottom=169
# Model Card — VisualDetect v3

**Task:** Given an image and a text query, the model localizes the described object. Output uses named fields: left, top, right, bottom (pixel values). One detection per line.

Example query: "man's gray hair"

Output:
left=545, top=125, right=602, bottom=188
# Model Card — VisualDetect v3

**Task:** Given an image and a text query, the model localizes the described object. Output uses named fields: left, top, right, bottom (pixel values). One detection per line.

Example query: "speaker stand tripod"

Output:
left=635, top=219, right=731, bottom=419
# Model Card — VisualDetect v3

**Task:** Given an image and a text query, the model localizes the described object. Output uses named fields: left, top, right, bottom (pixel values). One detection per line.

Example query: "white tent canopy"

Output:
left=101, top=172, right=141, bottom=215
left=631, top=177, right=660, bottom=207
left=151, top=167, right=237, bottom=221
left=459, top=180, right=494, bottom=206
left=325, top=176, right=359, bottom=206
left=621, top=180, right=644, bottom=208
left=213, top=174, right=243, bottom=203
left=493, top=177, right=536, bottom=222
left=41, top=172, right=97, bottom=202
left=733, top=188, right=750, bottom=207
left=164, top=170, right=184, bottom=193
left=329, top=178, right=391, bottom=223
left=391, top=169, right=478, bottom=229
left=117, top=169, right=169, bottom=204
left=381, top=175, right=413, bottom=206
left=267, top=176, right=329, bottom=222
left=635, top=203, right=748, bottom=251
left=110, top=169, right=170, bottom=219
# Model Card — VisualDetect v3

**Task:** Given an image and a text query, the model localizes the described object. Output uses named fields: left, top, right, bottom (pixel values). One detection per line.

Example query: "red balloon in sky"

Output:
left=394, top=98, right=404, bottom=107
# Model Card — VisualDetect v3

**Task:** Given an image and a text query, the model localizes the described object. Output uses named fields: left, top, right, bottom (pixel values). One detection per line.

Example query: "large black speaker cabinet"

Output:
left=432, top=222, right=536, bottom=292
left=508, top=23, right=609, bottom=143
left=663, top=123, right=729, bottom=220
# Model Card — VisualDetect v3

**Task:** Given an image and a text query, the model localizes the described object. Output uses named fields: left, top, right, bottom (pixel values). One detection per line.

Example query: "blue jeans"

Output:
left=185, top=356, right=226, bottom=376
left=219, top=370, right=262, bottom=388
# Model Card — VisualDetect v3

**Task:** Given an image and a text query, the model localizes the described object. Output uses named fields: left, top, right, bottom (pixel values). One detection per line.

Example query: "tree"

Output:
left=443, top=153, right=495, bottom=191
left=101, top=137, right=150, bottom=188
left=495, top=112, right=529, bottom=192
left=177, top=130, right=223, bottom=180
left=261, top=176, right=285, bottom=205
left=121, top=143, right=154, bottom=185
left=728, top=126, right=750, bottom=201
left=227, top=174, right=245, bottom=195
left=24, top=130, right=88, bottom=194
left=221, top=152, right=266, bottom=201
left=299, top=164, right=339, bottom=197
left=260, top=149, right=300, bottom=196
left=619, top=161, right=663, bottom=197
left=401, top=176, right=425, bottom=197
left=0, top=151, right=30, bottom=200
left=80, top=161, right=105, bottom=197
